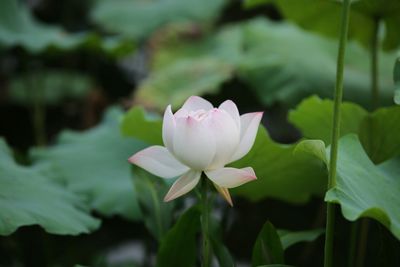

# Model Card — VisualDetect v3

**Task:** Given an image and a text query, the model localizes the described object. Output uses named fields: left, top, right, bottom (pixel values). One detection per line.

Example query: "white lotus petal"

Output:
left=164, top=170, right=201, bottom=202
left=230, top=112, right=263, bottom=162
left=204, top=109, right=240, bottom=169
left=173, top=116, right=216, bottom=170
left=180, top=96, right=213, bottom=112
left=219, top=100, right=240, bottom=130
left=213, top=183, right=233, bottom=206
left=205, top=167, right=256, bottom=188
left=162, top=105, right=175, bottom=152
left=129, top=146, right=189, bottom=178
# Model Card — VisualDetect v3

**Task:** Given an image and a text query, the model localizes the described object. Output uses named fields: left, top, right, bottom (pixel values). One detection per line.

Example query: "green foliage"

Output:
left=252, top=221, right=284, bottom=266
left=277, top=228, right=324, bottom=250
left=0, top=138, right=100, bottom=236
left=297, top=135, right=400, bottom=240
left=359, top=105, right=400, bottom=163
left=394, top=57, right=400, bottom=105
left=136, top=18, right=396, bottom=110
left=121, top=107, right=164, bottom=145
left=90, top=0, right=227, bottom=40
left=136, top=58, right=234, bottom=110
left=290, top=96, right=400, bottom=164
left=9, top=70, right=93, bottom=105
left=245, top=0, right=400, bottom=51
left=156, top=206, right=201, bottom=267
left=230, top=126, right=326, bottom=203
left=31, top=107, right=147, bottom=220
left=0, top=0, right=134, bottom=55
left=289, top=96, right=368, bottom=145
left=132, top=166, right=174, bottom=241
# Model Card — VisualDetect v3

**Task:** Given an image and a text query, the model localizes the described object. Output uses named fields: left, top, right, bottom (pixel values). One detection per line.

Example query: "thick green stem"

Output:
left=324, top=0, right=351, bottom=267
left=371, top=17, right=380, bottom=110
left=201, top=178, right=211, bottom=267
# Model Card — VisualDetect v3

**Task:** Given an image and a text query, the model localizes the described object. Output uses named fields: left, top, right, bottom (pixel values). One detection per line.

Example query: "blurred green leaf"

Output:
left=298, top=135, right=400, bottom=240
left=9, top=70, right=93, bottom=105
left=359, top=105, right=400, bottom=163
left=288, top=96, right=368, bottom=145
left=230, top=126, right=326, bottom=203
left=209, top=215, right=235, bottom=267
left=252, top=221, right=284, bottom=266
left=211, top=238, right=235, bottom=267
left=0, top=138, right=100, bottom=236
left=140, top=18, right=396, bottom=110
left=245, top=0, right=400, bottom=51
left=289, top=96, right=400, bottom=164
left=132, top=166, right=174, bottom=241
left=121, top=106, right=163, bottom=145
left=156, top=206, right=201, bottom=267
left=277, top=228, right=324, bottom=250
left=394, top=57, right=400, bottom=105
left=238, top=18, right=395, bottom=107
left=0, top=0, right=135, bottom=55
left=136, top=58, right=234, bottom=110
left=31, top=107, right=147, bottom=220
left=91, top=0, right=227, bottom=40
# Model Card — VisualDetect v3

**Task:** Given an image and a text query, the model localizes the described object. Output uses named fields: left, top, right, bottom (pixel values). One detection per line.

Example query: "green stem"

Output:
left=29, top=73, right=46, bottom=146
left=201, top=178, right=211, bottom=267
left=371, top=17, right=380, bottom=110
left=324, top=0, right=351, bottom=266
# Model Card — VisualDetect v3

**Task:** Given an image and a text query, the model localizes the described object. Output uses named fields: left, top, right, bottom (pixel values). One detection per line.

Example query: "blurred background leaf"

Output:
left=31, top=107, right=147, bottom=220
left=90, top=0, right=227, bottom=40
left=0, top=138, right=100, bottom=236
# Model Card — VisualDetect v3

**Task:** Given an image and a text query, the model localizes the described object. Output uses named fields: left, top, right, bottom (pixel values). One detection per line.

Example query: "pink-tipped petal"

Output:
left=230, top=112, right=263, bottom=162
left=173, top=116, right=216, bottom=170
left=219, top=100, right=240, bottom=130
left=162, top=105, right=175, bottom=152
left=205, top=167, right=257, bottom=188
left=213, top=183, right=233, bottom=206
left=163, top=170, right=201, bottom=202
left=129, top=146, right=189, bottom=178
left=180, top=96, right=213, bottom=112
left=204, top=109, right=240, bottom=169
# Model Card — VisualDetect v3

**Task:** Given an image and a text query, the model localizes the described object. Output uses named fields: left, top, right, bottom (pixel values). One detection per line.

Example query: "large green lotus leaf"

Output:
left=238, top=18, right=396, bottom=107
left=141, top=18, right=395, bottom=110
left=0, top=138, right=100, bottom=236
left=289, top=96, right=400, bottom=164
left=230, top=126, right=326, bottom=203
left=359, top=105, right=400, bottom=163
left=121, top=106, right=163, bottom=145
left=90, top=0, right=226, bottom=40
left=9, top=70, right=93, bottom=105
left=134, top=24, right=243, bottom=110
left=135, top=58, right=234, bottom=110
left=328, top=136, right=400, bottom=239
left=0, top=0, right=135, bottom=55
left=31, top=107, right=147, bottom=220
left=288, top=95, right=368, bottom=144
left=245, top=0, right=400, bottom=51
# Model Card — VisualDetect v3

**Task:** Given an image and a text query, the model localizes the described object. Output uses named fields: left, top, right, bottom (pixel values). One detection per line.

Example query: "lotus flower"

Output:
left=129, top=96, right=263, bottom=205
